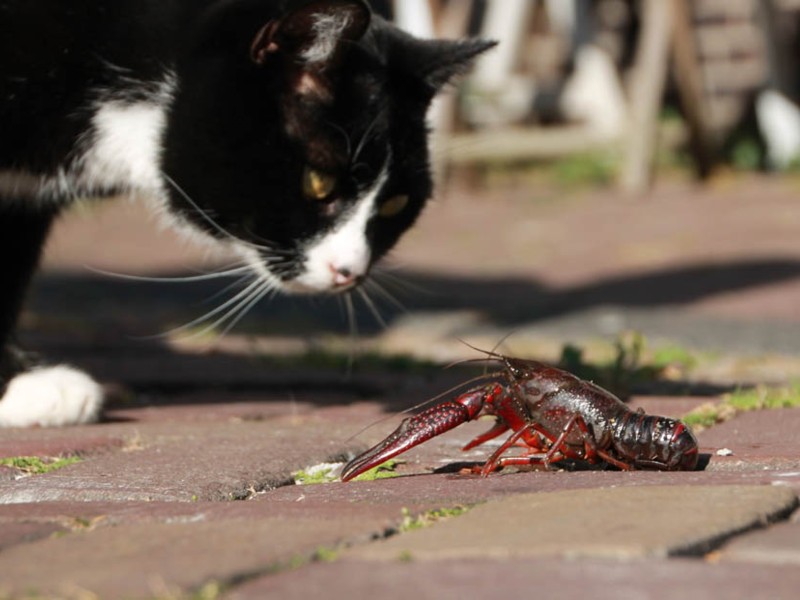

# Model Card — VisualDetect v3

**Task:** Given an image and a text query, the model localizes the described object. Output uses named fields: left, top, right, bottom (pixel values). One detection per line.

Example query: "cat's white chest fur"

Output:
left=0, top=81, right=172, bottom=205
left=79, top=99, right=167, bottom=196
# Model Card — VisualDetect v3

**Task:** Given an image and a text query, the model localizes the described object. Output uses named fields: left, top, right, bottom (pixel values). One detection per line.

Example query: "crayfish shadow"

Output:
left=431, top=455, right=712, bottom=475
left=431, top=460, right=610, bottom=475
left=695, top=453, right=712, bottom=471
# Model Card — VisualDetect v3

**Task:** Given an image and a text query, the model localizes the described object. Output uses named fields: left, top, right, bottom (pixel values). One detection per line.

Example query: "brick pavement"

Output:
left=2, top=175, right=800, bottom=598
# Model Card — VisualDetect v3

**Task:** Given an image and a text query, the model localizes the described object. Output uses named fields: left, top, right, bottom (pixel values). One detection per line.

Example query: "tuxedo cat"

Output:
left=0, top=0, right=492, bottom=427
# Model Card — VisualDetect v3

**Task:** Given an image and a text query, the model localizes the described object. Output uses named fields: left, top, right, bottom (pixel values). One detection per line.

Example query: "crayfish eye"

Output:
left=504, top=360, right=526, bottom=379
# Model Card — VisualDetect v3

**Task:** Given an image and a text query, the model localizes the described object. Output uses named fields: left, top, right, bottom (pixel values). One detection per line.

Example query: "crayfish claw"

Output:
left=341, top=400, right=476, bottom=482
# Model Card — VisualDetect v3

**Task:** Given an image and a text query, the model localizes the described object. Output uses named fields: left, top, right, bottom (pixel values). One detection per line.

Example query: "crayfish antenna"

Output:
left=455, top=331, right=519, bottom=361
left=442, top=356, right=500, bottom=371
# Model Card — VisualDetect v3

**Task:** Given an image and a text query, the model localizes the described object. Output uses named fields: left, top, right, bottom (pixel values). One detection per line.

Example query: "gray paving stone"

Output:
left=700, top=408, right=800, bottom=472
left=0, top=522, right=65, bottom=551
left=0, top=428, right=124, bottom=461
left=0, top=497, right=417, bottom=531
left=347, top=486, right=797, bottom=561
left=0, top=418, right=362, bottom=503
left=226, top=557, right=800, bottom=600
left=0, top=513, right=391, bottom=598
left=719, top=520, right=800, bottom=565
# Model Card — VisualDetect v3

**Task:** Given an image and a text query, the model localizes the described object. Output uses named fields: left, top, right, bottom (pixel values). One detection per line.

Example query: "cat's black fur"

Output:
left=0, top=0, right=492, bottom=426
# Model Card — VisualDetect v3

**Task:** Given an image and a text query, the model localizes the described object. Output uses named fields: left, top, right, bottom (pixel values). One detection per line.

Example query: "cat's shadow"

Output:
left=22, top=256, right=794, bottom=414
left=29, top=256, right=800, bottom=337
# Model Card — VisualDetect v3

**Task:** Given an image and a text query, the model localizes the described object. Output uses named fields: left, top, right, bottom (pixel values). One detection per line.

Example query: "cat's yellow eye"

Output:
left=302, top=167, right=337, bottom=200
left=379, top=194, right=409, bottom=218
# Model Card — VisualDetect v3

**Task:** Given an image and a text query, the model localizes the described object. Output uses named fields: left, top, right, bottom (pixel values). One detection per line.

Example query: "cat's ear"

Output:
left=250, top=0, right=371, bottom=67
left=415, top=38, right=497, bottom=92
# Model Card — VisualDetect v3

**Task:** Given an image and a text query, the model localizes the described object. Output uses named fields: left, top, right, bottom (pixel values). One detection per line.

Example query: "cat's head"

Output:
left=163, top=0, right=493, bottom=294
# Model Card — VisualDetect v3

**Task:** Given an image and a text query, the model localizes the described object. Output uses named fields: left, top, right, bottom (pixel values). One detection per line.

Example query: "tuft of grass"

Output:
left=683, top=384, right=800, bottom=431
left=398, top=505, right=470, bottom=533
left=146, top=580, right=224, bottom=600
left=729, top=136, right=762, bottom=171
left=682, top=405, right=722, bottom=430
left=312, top=545, right=340, bottom=563
left=293, top=462, right=342, bottom=485
left=726, top=385, right=800, bottom=411
left=351, top=459, right=401, bottom=482
left=550, top=152, right=619, bottom=188
left=0, top=456, right=81, bottom=475
left=558, top=333, right=702, bottom=399
left=293, top=459, right=402, bottom=485
left=397, top=550, right=414, bottom=562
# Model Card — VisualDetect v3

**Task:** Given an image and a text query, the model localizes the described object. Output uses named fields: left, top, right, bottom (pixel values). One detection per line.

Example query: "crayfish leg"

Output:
left=478, top=424, right=551, bottom=476
left=462, top=421, right=510, bottom=451
left=596, top=449, right=634, bottom=470
left=541, top=414, right=634, bottom=470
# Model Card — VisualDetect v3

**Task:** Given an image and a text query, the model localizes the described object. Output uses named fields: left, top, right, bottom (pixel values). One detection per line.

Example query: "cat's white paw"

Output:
left=0, top=366, right=104, bottom=427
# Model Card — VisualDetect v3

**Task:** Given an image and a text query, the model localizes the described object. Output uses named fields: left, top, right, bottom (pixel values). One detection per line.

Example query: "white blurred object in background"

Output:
left=560, top=44, right=627, bottom=137
left=756, top=89, right=800, bottom=169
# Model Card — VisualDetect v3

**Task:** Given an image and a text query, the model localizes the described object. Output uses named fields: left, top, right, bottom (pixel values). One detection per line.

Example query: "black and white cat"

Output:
left=0, top=0, right=492, bottom=427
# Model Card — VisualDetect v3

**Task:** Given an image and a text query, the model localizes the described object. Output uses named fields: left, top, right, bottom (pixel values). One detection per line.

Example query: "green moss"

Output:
left=730, top=137, right=762, bottom=171
left=351, top=459, right=401, bottom=482
left=145, top=580, right=224, bottom=600
left=398, top=505, right=470, bottom=533
left=312, top=545, right=340, bottom=563
left=684, top=384, right=800, bottom=431
left=550, top=152, right=619, bottom=188
left=681, top=406, right=720, bottom=429
left=651, top=345, right=697, bottom=370
left=727, top=384, right=800, bottom=411
left=293, top=463, right=341, bottom=485
left=0, top=456, right=81, bottom=475
left=397, top=550, right=414, bottom=562
left=294, top=459, right=401, bottom=485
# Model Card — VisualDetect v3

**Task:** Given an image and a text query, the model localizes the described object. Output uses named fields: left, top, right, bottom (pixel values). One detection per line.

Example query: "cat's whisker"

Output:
left=364, top=277, right=407, bottom=314
left=162, top=173, right=275, bottom=254
left=343, top=292, right=359, bottom=378
left=173, top=276, right=276, bottom=343
left=242, top=226, right=298, bottom=258
left=373, top=265, right=432, bottom=296
left=352, top=112, right=383, bottom=168
left=214, top=278, right=275, bottom=340
left=327, top=121, right=353, bottom=160
left=84, top=264, right=253, bottom=283
left=355, top=286, right=388, bottom=330
left=138, top=277, right=264, bottom=341
left=200, top=271, right=257, bottom=306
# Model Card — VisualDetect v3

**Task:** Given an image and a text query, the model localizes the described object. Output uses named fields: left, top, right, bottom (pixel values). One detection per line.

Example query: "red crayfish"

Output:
left=341, top=351, right=699, bottom=481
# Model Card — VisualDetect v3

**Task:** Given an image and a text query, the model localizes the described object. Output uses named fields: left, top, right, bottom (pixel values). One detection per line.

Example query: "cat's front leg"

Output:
left=0, top=206, right=104, bottom=427
left=0, top=361, right=104, bottom=428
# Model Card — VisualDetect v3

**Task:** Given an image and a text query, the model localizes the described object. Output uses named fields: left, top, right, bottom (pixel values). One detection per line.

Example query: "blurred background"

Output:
left=26, top=0, right=800, bottom=401
left=375, top=0, right=800, bottom=185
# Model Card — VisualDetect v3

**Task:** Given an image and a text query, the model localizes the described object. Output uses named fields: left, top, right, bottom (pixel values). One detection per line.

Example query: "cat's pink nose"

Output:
left=329, top=264, right=363, bottom=288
